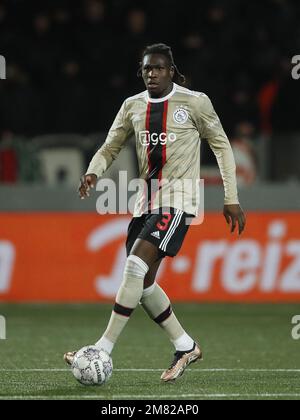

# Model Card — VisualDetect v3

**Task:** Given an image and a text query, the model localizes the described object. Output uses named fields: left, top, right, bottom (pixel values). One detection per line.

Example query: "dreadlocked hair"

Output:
left=137, top=43, right=186, bottom=85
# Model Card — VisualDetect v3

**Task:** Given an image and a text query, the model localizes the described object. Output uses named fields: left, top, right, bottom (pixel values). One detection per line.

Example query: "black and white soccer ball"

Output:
left=71, top=346, right=113, bottom=386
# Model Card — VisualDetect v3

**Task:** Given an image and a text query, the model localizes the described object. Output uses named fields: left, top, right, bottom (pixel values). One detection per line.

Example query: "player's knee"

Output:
left=124, top=255, right=149, bottom=281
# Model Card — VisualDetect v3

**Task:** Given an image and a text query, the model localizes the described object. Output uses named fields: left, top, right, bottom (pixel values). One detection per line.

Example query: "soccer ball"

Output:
left=71, top=346, right=113, bottom=386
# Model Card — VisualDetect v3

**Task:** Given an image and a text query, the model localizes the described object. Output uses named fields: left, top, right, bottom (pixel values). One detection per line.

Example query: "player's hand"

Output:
left=223, top=204, right=246, bottom=236
left=78, top=174, right=97, bottom=199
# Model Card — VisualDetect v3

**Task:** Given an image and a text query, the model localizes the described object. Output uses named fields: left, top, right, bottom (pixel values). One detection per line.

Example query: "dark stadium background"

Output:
left=0, top=0, right=300, bottom=401
left=0, top=0, right=300, bottom=181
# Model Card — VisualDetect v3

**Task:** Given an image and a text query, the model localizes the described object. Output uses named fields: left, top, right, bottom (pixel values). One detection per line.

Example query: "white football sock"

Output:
left=95, top=336, right=114, bottom=354
left=141, top=283, right=195, bottom=352
left=96, top=255, right=149, bottom=355
left=171, top=332, right=194, bottom=352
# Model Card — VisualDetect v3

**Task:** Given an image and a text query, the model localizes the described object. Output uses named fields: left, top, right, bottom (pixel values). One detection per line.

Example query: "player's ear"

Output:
left=170, top=65, right=175, bottom=79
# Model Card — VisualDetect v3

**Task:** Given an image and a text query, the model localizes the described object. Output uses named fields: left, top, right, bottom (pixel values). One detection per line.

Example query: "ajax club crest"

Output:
left=173, top=108, right=189, bottom=124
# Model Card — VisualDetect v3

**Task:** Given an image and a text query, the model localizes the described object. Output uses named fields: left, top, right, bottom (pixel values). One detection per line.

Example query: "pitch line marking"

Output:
left=1, top=394, right=300, bottom=400
left=0, top=368, right=300, bottom=372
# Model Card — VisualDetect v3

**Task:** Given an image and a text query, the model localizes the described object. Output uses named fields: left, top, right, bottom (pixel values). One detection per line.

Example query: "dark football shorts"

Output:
left=126, top=207, right=195, bottom=259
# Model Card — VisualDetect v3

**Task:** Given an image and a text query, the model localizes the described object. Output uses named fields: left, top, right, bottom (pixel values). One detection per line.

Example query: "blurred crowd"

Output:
left=0, top=0, right=300, bottom=184
left=1, top=0, right=299, bottom=135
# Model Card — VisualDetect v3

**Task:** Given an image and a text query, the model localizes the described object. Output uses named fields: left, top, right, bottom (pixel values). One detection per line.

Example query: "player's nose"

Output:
left=148, top=68, right=159, bottom=78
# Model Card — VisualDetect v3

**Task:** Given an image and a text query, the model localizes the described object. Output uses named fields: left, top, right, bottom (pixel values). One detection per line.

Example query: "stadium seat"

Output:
left=38, top=148, right=84, bottom=187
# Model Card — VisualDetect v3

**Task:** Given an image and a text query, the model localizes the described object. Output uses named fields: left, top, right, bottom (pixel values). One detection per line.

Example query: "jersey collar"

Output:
left=145, top=83, right=177, bottom=103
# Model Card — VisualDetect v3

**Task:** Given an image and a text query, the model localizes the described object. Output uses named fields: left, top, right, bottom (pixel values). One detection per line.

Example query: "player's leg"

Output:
left=143, top=260, right=192, bottom=349
left=138, top=209, right=194, bottom=350
left=138, top=208, right=202, bottom=381
left=64, top=217, right=159, bottom=365
left=141, top=280, right=202, bottom=381
left=93, top=238, right=160, bottom=355
left=143, top=257, right=163, bottom=289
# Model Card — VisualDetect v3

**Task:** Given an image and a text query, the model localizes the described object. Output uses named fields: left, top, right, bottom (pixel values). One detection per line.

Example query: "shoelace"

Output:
left=169, top=344, right=196, bottom=369
left=169, top=351, right=188, bottom=369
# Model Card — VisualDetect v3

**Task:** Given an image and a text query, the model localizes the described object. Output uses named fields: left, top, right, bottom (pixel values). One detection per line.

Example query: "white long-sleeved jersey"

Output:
left=87, top=83, right=239, bottom=217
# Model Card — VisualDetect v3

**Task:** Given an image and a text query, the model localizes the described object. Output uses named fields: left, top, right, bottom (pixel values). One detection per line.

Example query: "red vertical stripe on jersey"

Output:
left=146, top=102, right=152, bottom=176
left=143, top=99, right=169, bottom=212
left=159, top=100, right=168, bottom=181
left=150, top=100, right=169, bottom=210
left=142, top=101, right=152, bottom=212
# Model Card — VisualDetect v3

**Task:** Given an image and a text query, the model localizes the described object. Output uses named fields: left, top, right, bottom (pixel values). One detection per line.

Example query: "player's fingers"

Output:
left=230, top=215, right=237, bottom=233
left=241, top=213, right=247, bottom=234
left=224, top=212, right=231, bottom=225
left=238, top=215, right=245, bottom=235
left=79, top=185, right=87, bottom=199
left=79, top=177, right=89, bottom=199
left=79, top=178, right=86, bottom=192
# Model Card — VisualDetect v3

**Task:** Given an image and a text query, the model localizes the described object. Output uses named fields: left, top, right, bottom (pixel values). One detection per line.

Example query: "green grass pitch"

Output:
left=0, top=303, right=299, bottom=400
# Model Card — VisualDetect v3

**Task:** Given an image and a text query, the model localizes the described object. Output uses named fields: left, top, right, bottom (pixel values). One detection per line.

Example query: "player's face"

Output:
left=142, top=54, right=174, bottom=98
